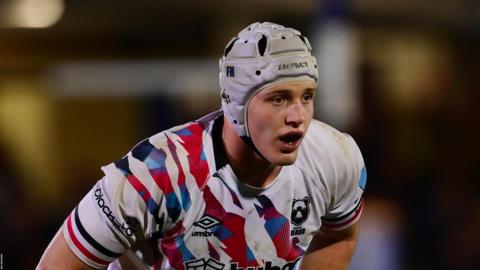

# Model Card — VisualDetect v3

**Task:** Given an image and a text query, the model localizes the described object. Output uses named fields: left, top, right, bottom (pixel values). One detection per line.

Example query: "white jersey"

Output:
left=63, top=111, right=367, bottom=270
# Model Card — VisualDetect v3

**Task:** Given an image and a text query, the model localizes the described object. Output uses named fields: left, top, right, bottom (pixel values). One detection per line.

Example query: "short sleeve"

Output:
left=62, top=145, right=171, bottom=269
left=321, top=134, right=367, bottom=231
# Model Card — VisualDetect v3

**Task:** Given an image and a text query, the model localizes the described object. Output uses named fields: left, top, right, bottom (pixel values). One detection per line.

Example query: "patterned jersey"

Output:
left=62, top=111, right=367, bottom=270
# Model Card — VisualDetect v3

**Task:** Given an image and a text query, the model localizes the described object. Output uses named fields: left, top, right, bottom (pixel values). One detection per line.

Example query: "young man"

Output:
left=38, top=22, right=366, bottom=270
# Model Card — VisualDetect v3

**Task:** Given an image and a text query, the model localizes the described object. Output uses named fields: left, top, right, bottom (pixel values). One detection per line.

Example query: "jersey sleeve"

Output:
left=62, top=138, right=175, bottom=269
left=321, top=134, right=367, bottom=231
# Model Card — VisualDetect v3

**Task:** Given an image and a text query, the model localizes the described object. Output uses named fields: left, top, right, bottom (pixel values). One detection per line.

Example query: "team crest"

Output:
left=291, top=196, right=310, bottom=226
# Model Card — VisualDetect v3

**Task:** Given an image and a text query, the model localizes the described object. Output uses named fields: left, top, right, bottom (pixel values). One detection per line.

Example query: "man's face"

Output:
left=246, top=80, right=316, bottom=165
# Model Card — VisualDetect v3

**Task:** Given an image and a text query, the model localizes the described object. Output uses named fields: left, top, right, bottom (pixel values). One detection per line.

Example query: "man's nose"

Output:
left=285, top=102, right=305, bottom=127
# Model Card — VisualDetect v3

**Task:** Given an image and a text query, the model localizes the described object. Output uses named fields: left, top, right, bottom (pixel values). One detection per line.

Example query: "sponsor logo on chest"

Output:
left=184, top=258, right=301, bottom=270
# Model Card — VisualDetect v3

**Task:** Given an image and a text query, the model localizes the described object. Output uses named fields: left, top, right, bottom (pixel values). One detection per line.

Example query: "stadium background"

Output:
left=0, top=0, right=479, bottom=269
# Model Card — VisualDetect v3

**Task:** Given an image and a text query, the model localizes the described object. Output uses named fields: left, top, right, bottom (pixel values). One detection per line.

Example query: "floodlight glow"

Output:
left=0, top=0, right=64, bottom=28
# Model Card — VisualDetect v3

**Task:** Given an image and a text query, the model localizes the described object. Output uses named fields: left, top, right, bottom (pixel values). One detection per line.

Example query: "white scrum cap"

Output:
left=219, top=22, right=318, bottom=138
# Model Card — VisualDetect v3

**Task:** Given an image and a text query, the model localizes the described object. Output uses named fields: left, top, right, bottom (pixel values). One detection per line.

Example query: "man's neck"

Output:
left=222, top=117, right=281, bottom=188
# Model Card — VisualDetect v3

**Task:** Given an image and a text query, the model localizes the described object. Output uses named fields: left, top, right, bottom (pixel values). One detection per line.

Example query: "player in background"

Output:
left=37, top=22, right=366, bottom=270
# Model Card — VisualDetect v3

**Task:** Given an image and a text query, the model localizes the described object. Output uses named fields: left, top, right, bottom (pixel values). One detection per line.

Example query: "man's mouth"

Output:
left=278, top=132, right=303, bottom=152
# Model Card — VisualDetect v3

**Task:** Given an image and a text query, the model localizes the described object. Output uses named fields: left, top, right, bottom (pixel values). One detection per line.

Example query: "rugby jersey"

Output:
left=62, top=110, right=367, bottom=270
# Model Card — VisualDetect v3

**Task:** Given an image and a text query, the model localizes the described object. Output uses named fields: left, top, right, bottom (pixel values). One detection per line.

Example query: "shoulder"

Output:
left=295, top=119, right=364, bottom=182
left=105, top=112, right=218, bottom=191
left=100, top=113, right=218, bottom=224
left=133, top=111, right=218, bottom=182
left=132, top=111, right=217, bottom=164
left=133, top=118, right=214, bottom=177
left=299, top=119, right=360, bottom=162
left=149, top=110, right=220, bottom=153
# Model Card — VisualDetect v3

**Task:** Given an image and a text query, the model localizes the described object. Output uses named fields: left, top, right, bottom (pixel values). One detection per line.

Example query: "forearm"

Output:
left=300, top=223, right=360, bottom=270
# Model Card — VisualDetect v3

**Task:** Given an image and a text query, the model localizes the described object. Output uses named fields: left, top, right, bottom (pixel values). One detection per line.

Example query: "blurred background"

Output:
left=0, top=0, right=479, bottom=269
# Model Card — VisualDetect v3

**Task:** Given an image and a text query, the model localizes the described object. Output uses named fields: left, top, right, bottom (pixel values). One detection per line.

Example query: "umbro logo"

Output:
left=193, top=215, right=221, bottom=229
left=192, top=215, right=221, bottom=237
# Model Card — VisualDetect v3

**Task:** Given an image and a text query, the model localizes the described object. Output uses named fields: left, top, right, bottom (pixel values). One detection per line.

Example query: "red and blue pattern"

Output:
left=172, top=122, right=209, bottom=189
left=158, top=122, right=212, bottom=269
left=166, top=135, right=191, bottom=211
left=255, top=195, right=304, bottom=261
left=161, top=223, right=195, bottom=270
left=130, top=139, right=182, bottom=222
left=115, top=157, right=160, bottom=219
left=203, top=185, right=258, bottom=267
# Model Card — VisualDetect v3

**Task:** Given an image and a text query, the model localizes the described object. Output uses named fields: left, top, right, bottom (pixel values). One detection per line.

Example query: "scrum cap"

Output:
left=219, top=22, right=318, bottom=138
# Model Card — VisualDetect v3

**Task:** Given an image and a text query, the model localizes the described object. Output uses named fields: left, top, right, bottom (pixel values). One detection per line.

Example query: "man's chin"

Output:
left=269, top=153, right=298, bottom=166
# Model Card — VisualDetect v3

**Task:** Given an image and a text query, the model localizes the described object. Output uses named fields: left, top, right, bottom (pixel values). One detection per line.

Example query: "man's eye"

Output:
left=271, top=96, right=285, bottom=104
left=302, top=93, right=314, bottom=102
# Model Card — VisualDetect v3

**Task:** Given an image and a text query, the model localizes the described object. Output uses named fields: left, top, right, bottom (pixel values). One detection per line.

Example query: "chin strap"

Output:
left=240, top=136, right=268, bottom=161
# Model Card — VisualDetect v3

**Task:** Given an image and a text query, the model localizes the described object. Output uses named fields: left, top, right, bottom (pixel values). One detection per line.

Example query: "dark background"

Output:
left=0, top=0, right=479, bottom=269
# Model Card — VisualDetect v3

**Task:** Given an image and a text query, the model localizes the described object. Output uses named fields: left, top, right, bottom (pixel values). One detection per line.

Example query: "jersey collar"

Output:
left=212, top=115, right=229, bottom=171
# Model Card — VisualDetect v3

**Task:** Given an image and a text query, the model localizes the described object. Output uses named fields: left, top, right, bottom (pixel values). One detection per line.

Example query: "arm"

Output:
left=37, top=227, right=92, bottom=270
left=37, top=140, right=175, bottom=269
left=300, top=222, right=360, bottom=270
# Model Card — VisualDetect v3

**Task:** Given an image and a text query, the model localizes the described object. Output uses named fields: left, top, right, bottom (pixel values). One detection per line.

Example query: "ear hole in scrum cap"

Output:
left=297, top=35, right=309, bottom=47
left=258, top=35, right=267, bottom=56
left=224, top=37, right=239, bottom=57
